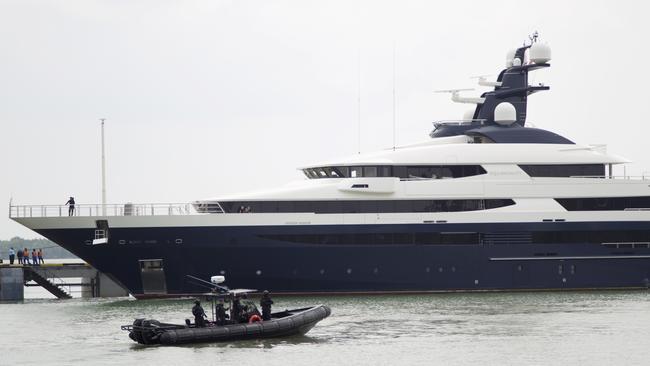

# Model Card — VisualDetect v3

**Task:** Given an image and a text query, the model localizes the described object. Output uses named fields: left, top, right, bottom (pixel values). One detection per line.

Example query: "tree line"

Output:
left=0, top=237, right=77, bottom=259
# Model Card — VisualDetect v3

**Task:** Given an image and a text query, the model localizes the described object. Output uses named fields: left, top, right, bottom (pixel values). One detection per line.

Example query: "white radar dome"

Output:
left=463, top=109, right=475, bottom=121
left=211, top=275, right=225, bottom=284
left=530, top=42, right=551, bottom=64
left=505, top=48, right=516, bottom=68
left=512, top=58, right=522, bottom=67
left=494, top=102, right=517, bottom=125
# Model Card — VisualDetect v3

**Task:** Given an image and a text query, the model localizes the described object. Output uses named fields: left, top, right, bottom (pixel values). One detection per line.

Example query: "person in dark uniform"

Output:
left=260, top=290, right=274, bottom=321
left=16, top=248, right=22, bottom=264
left=192, top=300, right=207, bottom=327
left=231, top=296, right=242, bottom=323
left=215, top=300, right=229, bottom=326
left=65, top=197, right=76, bottom=216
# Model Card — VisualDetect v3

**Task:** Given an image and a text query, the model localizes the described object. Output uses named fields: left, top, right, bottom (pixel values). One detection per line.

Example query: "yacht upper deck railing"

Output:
left=8, top=202, right=224, bottom=218
left=432, top=119, right=487, bottom=128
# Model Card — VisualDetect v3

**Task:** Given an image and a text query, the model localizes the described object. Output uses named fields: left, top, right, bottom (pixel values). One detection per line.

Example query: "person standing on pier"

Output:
left=9, top=247, right=15, bottom=265
left=23, top=248, right=30, bottom=265
left=32, top=249, right=38, bottom=266
left=65, top=197, right=76, bottom=216
left=16, top=248, right=23, bottom=264
left=38, top=248, right=44, bottom=264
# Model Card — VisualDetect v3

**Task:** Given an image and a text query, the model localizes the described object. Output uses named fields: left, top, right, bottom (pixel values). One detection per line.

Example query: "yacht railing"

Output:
left=8, top=202, right=208, bottom=218
left=432, top=119, right=486, bottom=128
left=568, top=175, right=650, bottom=180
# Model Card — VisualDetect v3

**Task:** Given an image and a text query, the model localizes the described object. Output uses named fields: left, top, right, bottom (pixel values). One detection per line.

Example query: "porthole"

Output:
left=255, top=270, right=262, bottom=276
left=570, top=265, right=576, bottom=275
left=118, top=240, right=126, bottom=245
left=346, top=268, right=352, bottom=275
left=175, top=238, right=183, bottom=244
left=562, top=277, right=567, bottom=283
left=319, top=269, right=325, bottom=275
left=474, top=279, right=479, bottom=285
left=517, top=265, right=523, bottom=271
left=558, top=265, right=563, bottom=275
left=451, top=266, right=456, bottom=272
left=438, top=267, right=443, bottom=273
left=373, top=268, right=379, bottom=275
left=425, top=267, right=431, bottom=273
left=220, top=270, right=226, bottom=275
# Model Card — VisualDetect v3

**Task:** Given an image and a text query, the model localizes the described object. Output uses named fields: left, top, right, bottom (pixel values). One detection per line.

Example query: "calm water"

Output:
left=1, top=291, right=649, bottom=366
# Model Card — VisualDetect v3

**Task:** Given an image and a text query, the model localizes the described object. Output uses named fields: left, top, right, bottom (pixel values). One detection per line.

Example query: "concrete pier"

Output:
left=0, top=263, right=128, bottom=301
left=0, top=267, right=24, bottom=301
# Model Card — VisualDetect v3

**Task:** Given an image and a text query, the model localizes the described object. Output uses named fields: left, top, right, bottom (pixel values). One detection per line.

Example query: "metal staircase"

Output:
left=23, top=267, right=72, bottom=299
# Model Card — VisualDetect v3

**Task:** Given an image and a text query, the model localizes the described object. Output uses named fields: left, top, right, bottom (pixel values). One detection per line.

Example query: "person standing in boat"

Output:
left=260, top=290, right=274, bottom=321
left=215, top=300, right=228, bottom=326
left=38, top=248, right=44, bottom=264
left=231, top=296, right=242, bottom=323
left=65, top=197, right=76, bottom=216
left=16, top=247, right=23, bottom=264
left=31, top=249, right=38, bottom=266
left=192, top=300, right=207, bottom=327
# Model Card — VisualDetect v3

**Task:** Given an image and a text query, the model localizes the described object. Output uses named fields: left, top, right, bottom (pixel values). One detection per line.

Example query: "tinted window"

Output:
left=520, top=164, right=605, bottom=178
left=556, top=196, right=650, bottom=211
left=221, top=199, right=515, bottom=213
left=303, top=165, right=486, bottom=179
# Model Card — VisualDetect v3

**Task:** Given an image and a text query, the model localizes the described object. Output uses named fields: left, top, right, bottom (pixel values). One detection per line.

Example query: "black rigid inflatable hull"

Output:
left=131, top=305, right=331, bottom=345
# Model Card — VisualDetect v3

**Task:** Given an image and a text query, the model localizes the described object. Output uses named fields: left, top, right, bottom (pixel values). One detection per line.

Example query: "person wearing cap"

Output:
left=192, top=300, right=207, bottom=327
left=260, top=290, right=274, bottom=321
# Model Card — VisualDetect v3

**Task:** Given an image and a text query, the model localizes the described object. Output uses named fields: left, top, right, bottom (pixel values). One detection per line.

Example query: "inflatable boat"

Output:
left=123, top=305, right=331, bottom=345
left=121, top=276, right=331, bottom=345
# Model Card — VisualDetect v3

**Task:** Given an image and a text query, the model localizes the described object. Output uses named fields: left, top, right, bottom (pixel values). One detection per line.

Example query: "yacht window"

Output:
left=221, top=199, right=515, bottom=213
left=364, top=166, right=378, bottom=177
left=555, top=196, right=650, bottom=211
left=520, top=164, right=605, bottom=178
left=333, top=166, right=349, bottom=177
left=302, top=165, right=485, bottom=179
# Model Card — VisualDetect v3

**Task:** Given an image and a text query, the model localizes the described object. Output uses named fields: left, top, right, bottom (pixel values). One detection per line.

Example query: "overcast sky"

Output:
left=1, top=0, right=648, bottom=239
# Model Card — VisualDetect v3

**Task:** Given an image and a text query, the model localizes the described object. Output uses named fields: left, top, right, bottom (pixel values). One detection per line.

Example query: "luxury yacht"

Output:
left=11, top=35, right=650, bottom=298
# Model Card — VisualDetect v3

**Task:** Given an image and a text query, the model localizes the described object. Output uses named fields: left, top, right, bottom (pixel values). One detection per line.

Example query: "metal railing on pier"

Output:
left=8, top=202, right=224, bottom=218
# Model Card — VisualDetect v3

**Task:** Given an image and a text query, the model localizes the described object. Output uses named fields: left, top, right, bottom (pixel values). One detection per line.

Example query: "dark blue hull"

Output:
left=35, top=221, right=650, bottom=298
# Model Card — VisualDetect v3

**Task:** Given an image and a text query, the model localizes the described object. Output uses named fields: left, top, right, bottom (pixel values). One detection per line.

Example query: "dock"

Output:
left=0, top=263, right=129, bottom=301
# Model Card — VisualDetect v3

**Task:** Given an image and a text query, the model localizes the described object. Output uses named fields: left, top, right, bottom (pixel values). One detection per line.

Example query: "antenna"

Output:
left=357, top=46, right=361, bottom=155
left=392, top=41, right=396, bottom=151
left=100, top=118, right=107, bottom=216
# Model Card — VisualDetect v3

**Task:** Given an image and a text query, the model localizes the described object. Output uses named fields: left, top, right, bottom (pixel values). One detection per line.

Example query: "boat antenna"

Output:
left=186, top=275, right=229, bottom=294
left=392, top=40, right=396, bottom=151
left=100, top=118, right=107, bottom=216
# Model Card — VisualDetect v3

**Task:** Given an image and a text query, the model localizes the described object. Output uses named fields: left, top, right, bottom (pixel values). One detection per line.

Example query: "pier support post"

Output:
left=97, top=273, right=129, bottom=297
left=0, top=267, right=24, bottom=301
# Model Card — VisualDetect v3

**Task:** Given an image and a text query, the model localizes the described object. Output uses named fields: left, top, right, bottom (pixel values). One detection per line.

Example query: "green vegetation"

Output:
left=0, top=237, right=77, bottom=259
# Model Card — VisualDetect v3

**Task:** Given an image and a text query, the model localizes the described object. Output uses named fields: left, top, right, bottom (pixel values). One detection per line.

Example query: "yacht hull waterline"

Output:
left=10, top=34, right=650, bottom=298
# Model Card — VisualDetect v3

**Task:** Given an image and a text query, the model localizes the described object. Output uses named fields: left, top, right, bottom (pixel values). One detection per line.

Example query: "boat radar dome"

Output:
left=211, top=275, right=225, bottom=284
left=512, top=58, right=522, bottom=67
left=494, top=102, right=517, bottom=125
left=530, top=42, right=552, bottom=64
